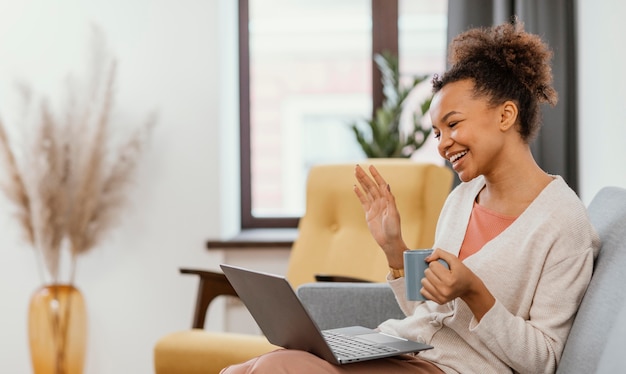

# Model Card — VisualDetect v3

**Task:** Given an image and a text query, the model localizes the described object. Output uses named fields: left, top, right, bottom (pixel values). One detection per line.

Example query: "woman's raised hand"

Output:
left=353, top=164, right=407, bottom=268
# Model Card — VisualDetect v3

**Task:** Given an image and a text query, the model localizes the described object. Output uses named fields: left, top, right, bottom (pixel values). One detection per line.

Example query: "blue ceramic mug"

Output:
left=404, top=249, right=449, bottom=301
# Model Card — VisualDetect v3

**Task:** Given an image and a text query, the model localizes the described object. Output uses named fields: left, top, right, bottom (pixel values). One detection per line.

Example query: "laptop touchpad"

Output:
left=355, top=333, right=403, bottom=344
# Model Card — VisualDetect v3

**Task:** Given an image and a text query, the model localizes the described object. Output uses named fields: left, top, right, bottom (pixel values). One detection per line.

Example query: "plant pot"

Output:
left=28, top=284, right=87, bottom=374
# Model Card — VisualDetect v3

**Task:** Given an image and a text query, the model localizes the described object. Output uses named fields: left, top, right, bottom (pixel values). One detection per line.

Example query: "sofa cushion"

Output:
left=556, top=187, right=626, bottom=374
left=595, top=301, right=626, bottom=373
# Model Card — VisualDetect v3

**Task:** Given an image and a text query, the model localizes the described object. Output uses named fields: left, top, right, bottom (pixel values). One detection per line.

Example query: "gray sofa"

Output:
left=297, top=186, right=626, bottom=373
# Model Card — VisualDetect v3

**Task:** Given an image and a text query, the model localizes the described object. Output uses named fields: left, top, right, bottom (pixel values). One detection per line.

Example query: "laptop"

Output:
left=220, top=264, right=433, bottom=365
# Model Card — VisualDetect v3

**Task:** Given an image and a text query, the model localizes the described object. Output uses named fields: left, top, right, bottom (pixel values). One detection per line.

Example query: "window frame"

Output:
left=239, top=0, right=399, bottom=229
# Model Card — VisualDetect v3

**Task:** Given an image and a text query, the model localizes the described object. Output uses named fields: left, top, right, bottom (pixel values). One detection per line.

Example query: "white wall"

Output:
left=577, top=0, right=626, bottom=204
left=0, top=1, right=239, bottom=373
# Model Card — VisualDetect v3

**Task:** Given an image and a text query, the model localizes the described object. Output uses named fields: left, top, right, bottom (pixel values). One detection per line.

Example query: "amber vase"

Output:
left=28, top=284, right=87, bottom=374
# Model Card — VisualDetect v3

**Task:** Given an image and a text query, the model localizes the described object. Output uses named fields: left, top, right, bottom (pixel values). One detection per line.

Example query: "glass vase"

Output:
left=28, top=284, right=87, bottom=374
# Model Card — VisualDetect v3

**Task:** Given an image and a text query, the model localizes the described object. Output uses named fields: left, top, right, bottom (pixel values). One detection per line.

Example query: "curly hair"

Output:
left=432, top=20, right=558, bottom=142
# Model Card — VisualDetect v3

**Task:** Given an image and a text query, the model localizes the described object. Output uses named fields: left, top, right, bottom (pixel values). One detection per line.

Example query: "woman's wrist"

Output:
left=461, top=276, right=496, bottom=322
left=385, top=241, right=408, bottom=270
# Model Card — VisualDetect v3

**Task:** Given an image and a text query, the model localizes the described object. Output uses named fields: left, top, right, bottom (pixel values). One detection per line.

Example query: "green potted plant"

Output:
left=350, top=51, right=432, bottom=158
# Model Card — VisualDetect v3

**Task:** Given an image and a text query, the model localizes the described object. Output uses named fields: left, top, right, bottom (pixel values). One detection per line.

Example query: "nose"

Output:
left=437, top=130, right=453, bottom=158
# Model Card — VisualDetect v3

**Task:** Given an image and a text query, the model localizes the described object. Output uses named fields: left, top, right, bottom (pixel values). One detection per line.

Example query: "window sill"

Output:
left=206, top=228, right=297, bottom=250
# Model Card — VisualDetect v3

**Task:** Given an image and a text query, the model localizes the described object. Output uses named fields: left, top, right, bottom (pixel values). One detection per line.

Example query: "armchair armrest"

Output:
left=179, top=268, right=238, bottom=328
left=296, top=282, right=404, bottom=331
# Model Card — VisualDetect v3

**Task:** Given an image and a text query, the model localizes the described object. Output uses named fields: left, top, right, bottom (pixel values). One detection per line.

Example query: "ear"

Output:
left=499, top=101, right=518, bottom=131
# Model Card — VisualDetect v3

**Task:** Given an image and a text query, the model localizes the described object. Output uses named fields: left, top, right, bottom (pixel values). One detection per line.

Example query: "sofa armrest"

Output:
left=179, top=268, right=238, bottom=328
left=296, top=282, right=404, bottom=331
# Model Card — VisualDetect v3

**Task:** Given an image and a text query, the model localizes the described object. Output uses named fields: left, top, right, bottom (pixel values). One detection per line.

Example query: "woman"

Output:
left=222, top=20, right=599, bottom=374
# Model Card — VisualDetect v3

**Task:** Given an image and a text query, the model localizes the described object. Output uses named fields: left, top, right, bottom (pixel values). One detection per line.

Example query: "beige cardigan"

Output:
left=379, top=176, right=600, bottom=374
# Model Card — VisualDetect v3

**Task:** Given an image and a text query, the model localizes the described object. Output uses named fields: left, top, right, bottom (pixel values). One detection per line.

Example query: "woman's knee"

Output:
left=222, top=349, right=332, bottom=374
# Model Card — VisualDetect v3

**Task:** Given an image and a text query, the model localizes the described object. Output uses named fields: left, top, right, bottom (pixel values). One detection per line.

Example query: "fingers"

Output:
left=354, top=165, right=375, bottom=207
left=421, top=275, right=447, bottom=305
left=427, top=248, right=455, bottom=270
left=420, top=286, right=436, bottom=303
left=354, top=164, right=390, bottom=201
left=368, top=164, right=389, bottom=188
left=353, top=184, right=370, bottom=212
left=423, top=250, right=451, bottom=295
left=422, top=249, right=456, bottom=304
left=354, top=164, right=380, bottom=201
left=423, top=249, right=483, bottom=305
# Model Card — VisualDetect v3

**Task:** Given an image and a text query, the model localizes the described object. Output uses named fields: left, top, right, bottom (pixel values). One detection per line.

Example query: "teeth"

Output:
left=450, top=151, right=468, bottom=163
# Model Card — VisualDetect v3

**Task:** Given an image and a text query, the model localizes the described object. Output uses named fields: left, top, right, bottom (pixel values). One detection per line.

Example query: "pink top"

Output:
left=458, top=201, right=518, bottom=261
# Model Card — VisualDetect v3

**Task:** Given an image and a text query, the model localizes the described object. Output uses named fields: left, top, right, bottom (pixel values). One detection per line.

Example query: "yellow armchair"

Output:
left=154, top=160, right=453, bottom=374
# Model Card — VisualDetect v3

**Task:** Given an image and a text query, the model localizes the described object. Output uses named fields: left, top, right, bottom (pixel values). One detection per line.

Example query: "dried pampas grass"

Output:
left=0, top=30, right=155, bottom=284
left=0, top=117, right=34, bottom=245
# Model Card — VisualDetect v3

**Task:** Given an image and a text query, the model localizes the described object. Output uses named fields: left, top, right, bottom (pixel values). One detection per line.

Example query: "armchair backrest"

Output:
left=286, top=160, right=453, bottom=287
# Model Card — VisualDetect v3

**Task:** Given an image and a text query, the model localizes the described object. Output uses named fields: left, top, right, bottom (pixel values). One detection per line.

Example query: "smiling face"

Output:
left=430, top=79, right=520, bottom=183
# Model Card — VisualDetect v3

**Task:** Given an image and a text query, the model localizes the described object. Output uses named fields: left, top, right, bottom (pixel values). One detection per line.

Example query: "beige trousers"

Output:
left=220, top=349, right=444, bottom=374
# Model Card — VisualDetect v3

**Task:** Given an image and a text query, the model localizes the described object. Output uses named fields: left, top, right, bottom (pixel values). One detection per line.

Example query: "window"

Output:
left=240, top=0, right=447, bottom=228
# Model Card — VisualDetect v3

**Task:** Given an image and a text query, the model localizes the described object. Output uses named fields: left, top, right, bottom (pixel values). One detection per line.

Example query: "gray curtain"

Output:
left=446, top=0, right=578, bottom=192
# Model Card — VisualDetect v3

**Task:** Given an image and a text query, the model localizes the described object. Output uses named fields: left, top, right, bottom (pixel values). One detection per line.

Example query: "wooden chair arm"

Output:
left=314, top=274, right=371, bottom=283
left=179, top=268, right=238, bottom=329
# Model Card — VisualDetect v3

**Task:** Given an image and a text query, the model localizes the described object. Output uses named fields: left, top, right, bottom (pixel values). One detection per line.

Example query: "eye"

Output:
left=448, top=121, right=458, bottom=128
left=433, top=131, right=441, bottom=139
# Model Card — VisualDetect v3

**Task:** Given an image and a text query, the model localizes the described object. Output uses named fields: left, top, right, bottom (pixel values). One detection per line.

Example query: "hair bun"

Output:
left=449, top=20, right=557, bottom=106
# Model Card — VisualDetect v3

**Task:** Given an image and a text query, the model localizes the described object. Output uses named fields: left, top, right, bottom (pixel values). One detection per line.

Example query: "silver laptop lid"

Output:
left=220, top=264, right=338, bottom=363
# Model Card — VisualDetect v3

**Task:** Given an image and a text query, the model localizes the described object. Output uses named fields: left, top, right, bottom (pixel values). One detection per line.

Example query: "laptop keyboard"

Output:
left=322, top=331, right=399, bottom=359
